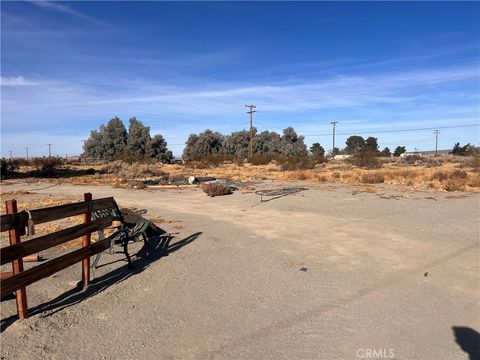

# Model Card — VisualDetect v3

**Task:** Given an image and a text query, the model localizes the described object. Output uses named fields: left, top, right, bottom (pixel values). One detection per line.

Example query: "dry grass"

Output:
left=6, top=156, right=480, bottom=192
left=360, top=172, right=385, bottom=184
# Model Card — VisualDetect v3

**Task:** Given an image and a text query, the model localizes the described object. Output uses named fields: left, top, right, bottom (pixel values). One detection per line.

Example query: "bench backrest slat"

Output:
left=1, top=237, right=111, bottom=296
left=0, top=216, right=114, bottom=266
left=27, top=197, right=115, bottom=225
left=0, top=212, right=29, bottom=232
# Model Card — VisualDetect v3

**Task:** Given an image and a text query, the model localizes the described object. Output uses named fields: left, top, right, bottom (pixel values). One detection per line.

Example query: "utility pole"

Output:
left=47, top=144, right=52, bottom=157
left=25, top=147, right=29, bottom=162
left=330, top=121, right=338, bottom=156
left=434, top=129, right=440, bottom=156
left=9, top=151, right=13, bottom=161
left=245, top=105, right=257, bottom=161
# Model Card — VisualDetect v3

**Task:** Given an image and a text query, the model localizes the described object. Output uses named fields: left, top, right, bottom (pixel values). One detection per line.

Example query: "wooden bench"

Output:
left=0, top=193, right=150, bottom=320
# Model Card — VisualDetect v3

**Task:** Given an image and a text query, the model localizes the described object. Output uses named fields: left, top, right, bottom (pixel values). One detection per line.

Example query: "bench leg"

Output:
left=123, top=238, right=133, bottom=269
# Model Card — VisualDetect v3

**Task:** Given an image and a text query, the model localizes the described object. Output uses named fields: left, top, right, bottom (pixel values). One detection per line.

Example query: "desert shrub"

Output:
left=423, top=158, right=441, bottom=167
left=332, top=171, right=341, bottom=179
left=431, top=170, right=449, bottom=181
left=234, top=157, right=244, bottom=166
left=443, top=178, right=467, bottom=191
left=278, top=156, right=315, bottom=171
left=360, top=171, right=385, bottom=184
left=395, top=169, right=417, bottom=180
left=104, top=160, right=167, bottom=178
left=403, top=154, right=422, bottom=164
left=192, top=154, right=231, bottom=168
left=30, top=157, right=65, bottom=177
left=317, top=174, right=328, bottom=182
left=250, top=153, right=274, bottom=166
left=293, top=171, right=308, bottom=181
left=0, top=159, right=17, bottom=179
left=467, top=174, right=480, bottom=187
left=350, top=150, right=379, bottom=168
left=465, top=155, right=480, bottom=169
left=128, top=180, right=146, bottom=189
left=202, top=183, right=232, bottom=197
left=32, top=157, right=64, bottom=170
left=450, top=169, right=468, bottom=179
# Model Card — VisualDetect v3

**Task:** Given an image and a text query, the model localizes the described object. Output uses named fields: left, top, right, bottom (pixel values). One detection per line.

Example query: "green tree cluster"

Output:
left=83, top=117, right=173, bottom=162
left=182, top=127, right=308, bottom=161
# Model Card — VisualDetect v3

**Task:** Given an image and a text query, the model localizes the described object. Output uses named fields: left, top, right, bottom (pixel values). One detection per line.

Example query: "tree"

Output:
left=393, top=146, right=406, bottom=157
left=254, top=130, right=282, bottom=155
left=83, top=117, right=172, bottom=163
left=365, top=137, right=379, bottom=154
left=450, top=142, right=473, bottom=156
left=223, top=130, right=251, bottom=160
left=149, top=134, right=172, bottom=163
left=126, top=117, right=151, bottom=157
left=345, top=136, right=366, bottom=154
left=83, top=117, right=127, bottom=160
left=381, top=147, right=391, bottom=157
left=183, top=134, right=200, bottom=161
left=281, top=127, right=307, bottom=156
left=310, top=143, right=325, bottom=158
left=182, top=130, right=224, bottom=161
left=331, top=147, right=341, bottom=156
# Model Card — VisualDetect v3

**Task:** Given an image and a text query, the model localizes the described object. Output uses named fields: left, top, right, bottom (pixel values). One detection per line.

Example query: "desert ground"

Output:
left=1, top=179, right=479, bottom=359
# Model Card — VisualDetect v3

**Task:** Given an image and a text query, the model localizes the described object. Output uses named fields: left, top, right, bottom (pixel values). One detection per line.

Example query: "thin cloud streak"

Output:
left=29, top=1, right=107, bottom=26
left=1, top=76, right=38, bottom=87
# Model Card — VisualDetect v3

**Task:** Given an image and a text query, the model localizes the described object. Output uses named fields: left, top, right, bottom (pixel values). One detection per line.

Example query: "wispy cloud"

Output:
left=1, top=76, right=38, bottom=86
left=30, top=1, right=106, bottom=26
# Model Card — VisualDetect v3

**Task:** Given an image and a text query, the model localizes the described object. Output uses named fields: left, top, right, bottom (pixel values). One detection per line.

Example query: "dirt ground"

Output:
left=1, top=180, right=479, bottom=360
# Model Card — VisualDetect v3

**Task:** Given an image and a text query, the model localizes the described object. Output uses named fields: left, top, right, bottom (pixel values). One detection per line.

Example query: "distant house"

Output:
left=333, top=154, right=352, bottom=160
left=400, top=150, right=451, bottom=157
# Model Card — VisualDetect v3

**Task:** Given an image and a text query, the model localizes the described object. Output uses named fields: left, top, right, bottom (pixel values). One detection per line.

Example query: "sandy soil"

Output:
left=1, top=180, right=479, bottom=360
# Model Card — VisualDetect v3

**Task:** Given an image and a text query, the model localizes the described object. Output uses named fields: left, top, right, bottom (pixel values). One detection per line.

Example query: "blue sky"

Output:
left=1, top=1, right=479, bottom=157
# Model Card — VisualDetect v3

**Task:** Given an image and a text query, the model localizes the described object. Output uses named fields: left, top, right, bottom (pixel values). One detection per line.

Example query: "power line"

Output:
left=302, top=123, right=479, bottom=137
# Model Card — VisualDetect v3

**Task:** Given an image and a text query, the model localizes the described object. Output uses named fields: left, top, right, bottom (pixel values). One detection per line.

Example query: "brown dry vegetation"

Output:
left=3, top=155, right=480, bottom=192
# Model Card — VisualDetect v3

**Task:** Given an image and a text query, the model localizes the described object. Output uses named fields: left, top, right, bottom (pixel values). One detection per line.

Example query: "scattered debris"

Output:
left=142, top=179, right=160, bottom=186
left=188, top=176, right=217, bottom=185
left=352, top=191, right=358, bottom=195
left=23, top=253, right=42, bottom=262
left=202, top=183, right=233, bottom=197
left=255, top=187, right=307, bottom=203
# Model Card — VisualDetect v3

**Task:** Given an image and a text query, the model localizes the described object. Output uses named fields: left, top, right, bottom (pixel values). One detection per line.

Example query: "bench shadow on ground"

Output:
left=0, top=231, right=202, bottom=333
left=453, top=326, right=480, bottom=360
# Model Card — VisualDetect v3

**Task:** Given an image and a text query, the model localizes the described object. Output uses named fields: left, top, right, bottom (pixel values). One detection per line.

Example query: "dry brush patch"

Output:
left=6, top=157, right=480, bottom=192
